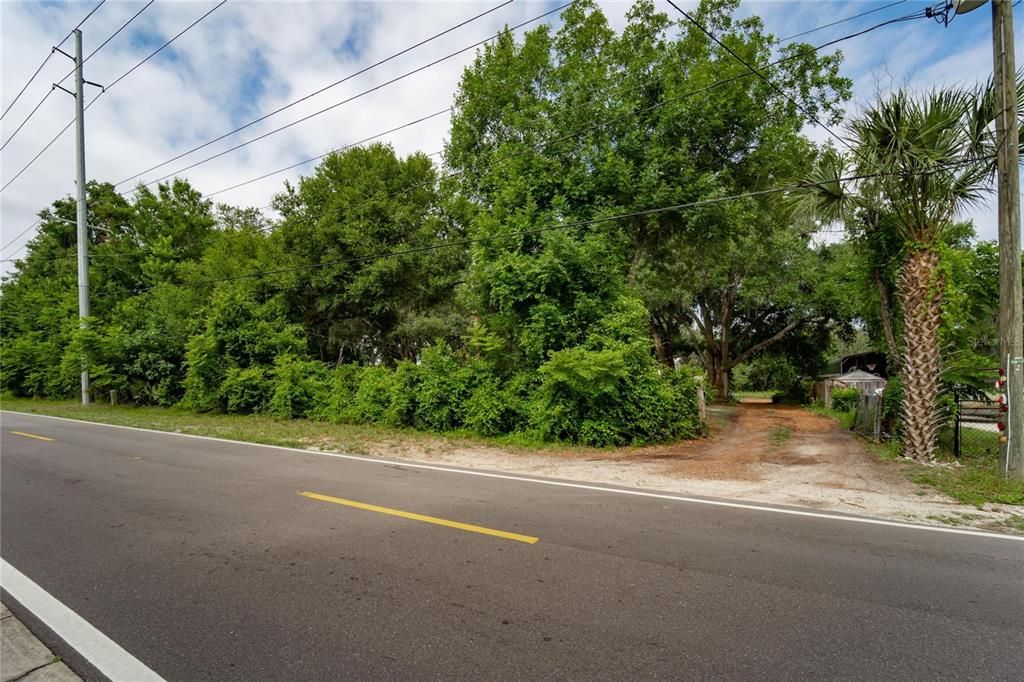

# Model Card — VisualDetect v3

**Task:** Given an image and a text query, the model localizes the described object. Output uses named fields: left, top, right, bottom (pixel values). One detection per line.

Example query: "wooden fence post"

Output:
left=694, top=375, right=706, bottom=422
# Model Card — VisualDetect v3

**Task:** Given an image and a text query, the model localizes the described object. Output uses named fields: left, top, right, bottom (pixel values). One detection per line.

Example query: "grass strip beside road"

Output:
left=0, top=398, right=589, bottom=461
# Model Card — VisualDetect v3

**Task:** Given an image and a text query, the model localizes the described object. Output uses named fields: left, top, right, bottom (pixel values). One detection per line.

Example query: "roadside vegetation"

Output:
left=0, top=1, right=1017, bottom=478
left=1, top=0, right=851, bottom=447
left=805, top=402, right=856, bottom=431
left=0, top=397, right=593, bottom=456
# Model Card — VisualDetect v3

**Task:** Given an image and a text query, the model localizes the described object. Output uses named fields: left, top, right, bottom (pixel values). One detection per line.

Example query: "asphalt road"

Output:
left=2, top=411, right=1022, bottom=681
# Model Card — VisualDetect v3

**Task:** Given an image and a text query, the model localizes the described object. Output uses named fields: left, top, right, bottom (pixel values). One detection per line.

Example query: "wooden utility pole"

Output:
left=991, top=0, right=1022, bottom=479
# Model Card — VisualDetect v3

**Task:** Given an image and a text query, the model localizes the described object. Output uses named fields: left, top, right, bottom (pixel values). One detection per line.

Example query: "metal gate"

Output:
left=953, top=397, right=1002, bottom=459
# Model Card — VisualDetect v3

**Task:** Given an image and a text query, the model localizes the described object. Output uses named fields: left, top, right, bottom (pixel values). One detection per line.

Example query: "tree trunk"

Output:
left=650, top=322, right=673, bottom=367
left=898, top=247, right=943, bottom=461
left=708, top=352, right=729, bottom=401
left=873, top=270, right=900, bottom=372
left=715, top=366, right=729, bottom=401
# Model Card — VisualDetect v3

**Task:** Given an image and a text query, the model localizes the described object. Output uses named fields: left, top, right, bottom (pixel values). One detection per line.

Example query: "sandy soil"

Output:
left=308, top=404, right=1024, bottom=533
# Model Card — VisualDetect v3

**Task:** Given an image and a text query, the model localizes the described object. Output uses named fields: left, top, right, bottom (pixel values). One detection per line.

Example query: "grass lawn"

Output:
left=0, top=397, right=585, bottom=459
left=912, top=426, right=1023, bottom=508
left=805, top=403, right=856, bottom=430
left=732, top=390, right=776, bottom=401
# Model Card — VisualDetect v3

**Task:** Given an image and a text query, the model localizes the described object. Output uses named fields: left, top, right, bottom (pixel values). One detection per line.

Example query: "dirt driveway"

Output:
left=356, top=404, right=1022, bottom=530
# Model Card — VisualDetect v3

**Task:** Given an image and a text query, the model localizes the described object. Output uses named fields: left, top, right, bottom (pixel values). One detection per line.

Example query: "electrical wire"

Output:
left=0, top=0, right=107, bottom=120
left=0, top=1, right=939, bottom=265
left=0, top=0, right=228, bottom=196
left=0, top=220, right=42, bottom=255
left=206, top=108, right=452, bottom=198
left=306, top=8, right=933, bottom=228
left=1, top=1, right=156, bottom=152
left=3, top=106, right=454, bottom=264
left=131, top=2, right=572, bottom=191
left=114, top=0, right=515, bottom=188
left=3, top=154, right=995, bottom=272
left=775, top=0, right=907, bottom=43
left=669, top=1, right=854, bottom=152
left=204, top=4, right=932, bottom=218
left=128, top=156, right=997, bottom=293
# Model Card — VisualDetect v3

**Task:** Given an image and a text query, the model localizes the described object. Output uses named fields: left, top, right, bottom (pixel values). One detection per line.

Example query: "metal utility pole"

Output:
left=73, top=28, right=90, bottom=405
left=991, top=0, right=1023, bottom=479
left=55, top=30, right=101, bottom=405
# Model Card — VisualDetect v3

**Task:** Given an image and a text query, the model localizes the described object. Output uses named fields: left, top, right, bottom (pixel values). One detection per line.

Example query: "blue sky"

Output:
left=1, top=1, right=1020, bottom=273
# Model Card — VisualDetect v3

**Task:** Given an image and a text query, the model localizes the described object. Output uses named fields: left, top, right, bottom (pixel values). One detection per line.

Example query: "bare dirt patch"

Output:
left=302, top=403, right=1022, bottom=532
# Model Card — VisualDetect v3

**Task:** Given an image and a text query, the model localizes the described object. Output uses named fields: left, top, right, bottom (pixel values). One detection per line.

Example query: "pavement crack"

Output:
left=9, top=661, right=58, bottom=682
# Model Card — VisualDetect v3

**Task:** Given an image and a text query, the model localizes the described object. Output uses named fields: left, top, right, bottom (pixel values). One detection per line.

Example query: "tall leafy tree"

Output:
left=274, top=143, right=466, bottom=364
left=446, top=0, right=850, bottom=396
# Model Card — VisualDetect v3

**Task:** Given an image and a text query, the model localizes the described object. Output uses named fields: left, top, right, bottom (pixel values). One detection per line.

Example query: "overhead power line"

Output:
left=130, top=156, right=996, bottom=293
left=3, top=150, right=993, bottom=270
left=0, top=0, right=228, bottom=196
left=0, top=1, right=929, bottom=264
left=669, top=1, right=853, bottom=152
left=206, top=107, right=452, bottom=198
left=114, top=0, right=515, bottom=188
left=125, top=0, right=921, bottom=237
left=669, top=0, right=941, bottom=196
left=0, top=220, right=42, bottom=256
left=1, top=1, right=156, bottom=152
left=293, top=6, right=933, bottom=229
left=0, top=0, right=107, bottom=120
left=775, top=0, right=907, bottom=43
left=136, top=0, right=915, bottom=196
left=130, top=2, right=572, bottom=191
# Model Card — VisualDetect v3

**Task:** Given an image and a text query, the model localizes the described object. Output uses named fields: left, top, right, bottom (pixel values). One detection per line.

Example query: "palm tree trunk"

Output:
left=898, top=247, right=943, bottom=461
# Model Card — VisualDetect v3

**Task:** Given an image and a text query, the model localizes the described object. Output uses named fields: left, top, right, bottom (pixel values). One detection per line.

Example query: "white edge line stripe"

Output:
left=4, top=410, right=1023, bottom=543
left=0, top=558, right=164, bottom=681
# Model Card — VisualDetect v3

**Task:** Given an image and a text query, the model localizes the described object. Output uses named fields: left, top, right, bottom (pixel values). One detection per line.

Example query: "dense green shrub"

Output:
left=268, top=355, right=332, bottom=418
left=350, top=366, right=398, bottom=424
left=664, top=372, right=703, bottom=439
left=734, top=356, right=799, bottom=393
left=0, top=333, right=64, bottom=398
left=385, top=361, right=421, bottom=427
left=882, top=375, right=902, bottom=437
left=461, top=368, right=526, bottom=436
left=60, top=321, right=130, bottom=403
left=222, top=366, right=271, bottom=413
left=181, top=288, right=307, bottom=411
left=311, top=364, right=364, bottom=423
left=415, top=344, right=472, bottom=431
left=529, top=344, right=700, bottom=447
left=463, top=379, right=508, bottom=436
left=831, top=387, right=860, bottom=412
left=181, top=333, right=224, bottom=411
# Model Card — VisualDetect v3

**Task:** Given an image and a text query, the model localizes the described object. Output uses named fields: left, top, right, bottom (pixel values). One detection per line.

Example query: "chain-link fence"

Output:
left=846, top=382, right=1001, bottom=455
left=851, top=392, right=883, bottom=441
left=942, top=397, right=1002, bottom=460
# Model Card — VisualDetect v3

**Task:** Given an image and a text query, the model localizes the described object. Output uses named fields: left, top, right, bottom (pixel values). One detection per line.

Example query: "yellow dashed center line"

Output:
left=10, top=431, right=55, bottom=442
left=300, top=491, right=539, bottom=544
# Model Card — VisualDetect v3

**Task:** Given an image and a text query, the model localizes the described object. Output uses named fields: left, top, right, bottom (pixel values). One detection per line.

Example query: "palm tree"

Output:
left=796, top=84, right=1010, bottom=461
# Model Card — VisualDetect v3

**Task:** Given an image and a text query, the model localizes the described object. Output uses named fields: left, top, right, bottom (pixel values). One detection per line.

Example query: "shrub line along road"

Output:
left=1, top=411, right=1022, bottom=680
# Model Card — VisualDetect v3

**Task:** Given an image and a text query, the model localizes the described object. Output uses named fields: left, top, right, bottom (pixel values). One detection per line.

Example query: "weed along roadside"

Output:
left=4, top=399, right=1021, bottom=535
